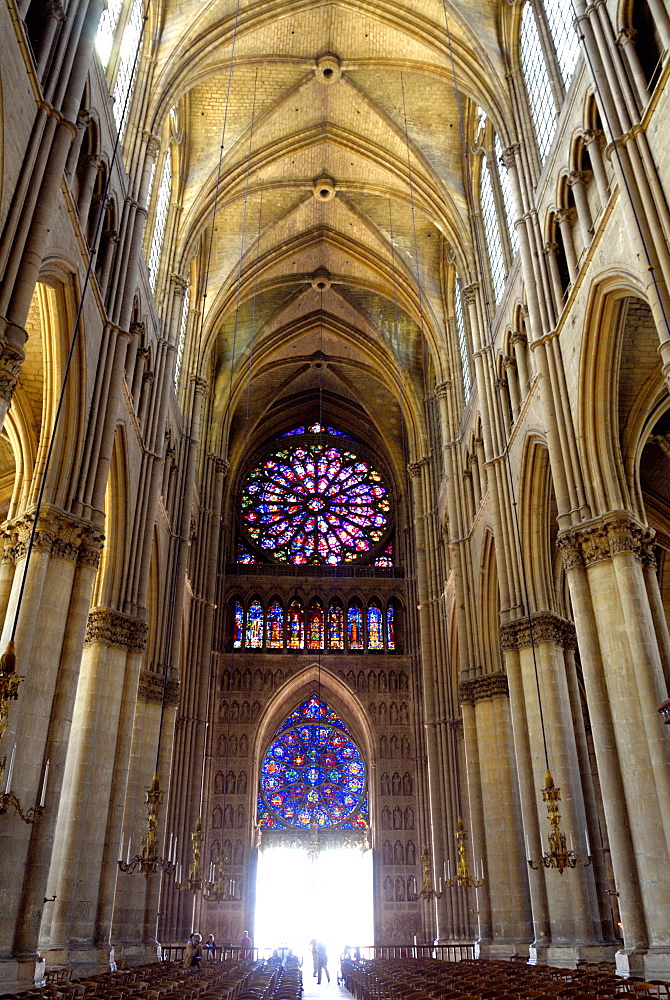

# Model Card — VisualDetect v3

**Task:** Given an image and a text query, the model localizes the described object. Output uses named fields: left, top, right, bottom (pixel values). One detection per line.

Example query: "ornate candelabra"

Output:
left=414, top=845, right=443, bottom=900
left=118, top=773, right=175, bottom=876
left=176, top=817, right=207, bottom=892
left=1, top=643, right=46, bottom=824
left=527, top=770, right=592, bottom=875
left=203, top=850, right=236, bottom=902
left=444, top=817, right=485, bottom=889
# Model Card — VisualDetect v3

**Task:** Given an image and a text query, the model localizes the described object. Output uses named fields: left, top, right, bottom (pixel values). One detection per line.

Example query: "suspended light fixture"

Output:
left=118, top=773, right=174, bottom=876
left=527, top=770, right=591, bottom=875
left=444, top=817, right=485, bottom=889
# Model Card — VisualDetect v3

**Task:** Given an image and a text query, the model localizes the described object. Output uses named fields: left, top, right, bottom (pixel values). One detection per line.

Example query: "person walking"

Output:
left=205, top=934, right=216, bottom=959
left=316, top=941, right=330, bottom=985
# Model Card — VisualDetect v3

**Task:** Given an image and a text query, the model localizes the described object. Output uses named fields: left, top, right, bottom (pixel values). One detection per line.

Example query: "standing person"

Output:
left=183, top=933, right=202, bottom=970
left=240, top=930, right=253, bottom=960
left=316, top=941, right=330, bottom=985
left=309, top=938, right=318, bottom=978
left=205, top=934, right=216, bottom=959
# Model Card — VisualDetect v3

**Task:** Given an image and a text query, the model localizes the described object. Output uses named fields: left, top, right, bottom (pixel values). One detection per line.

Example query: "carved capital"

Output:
left=557, top=512, right=654, bottom=568
left=45, top=0, right=66, bottom=21
left=209, top=454, right=230, bottom=476
left=434, top=381, right=452, bottom=399
left=144, top=133, right=161, bottom=158
left=510, top=330, right=527, bottom=347
left=567, top=170, right=589, bottom=187
left=617, top=27, right=637, bottom=44
left=499, top=611, right=577, bottom=652
left=0, top=341, right=25, bottom=406
left=138, top=668, right=180, bottom=706
left=458, top=672, right=509, bottom=705
left=171, top=273, right=189, bottom=294
left=1, top=507, right=105, bottom=566
left=582, top=128, right=604, bottom=147
left=407, top=458, right=429, bottom=478
left=86, top=608, right=148, bottom=652
left=143, top=370, right=155, bottom=385
left=502, top=354, right=517, bottom=371
left=462, top=282, right=479, bottom=306
left=555, top=208, right=576, bottom=226
left=191, top=375, right=209, bottom=396
left=499, top=143, right=519, bottom=171
left=129, top=320, right=145, bottom=340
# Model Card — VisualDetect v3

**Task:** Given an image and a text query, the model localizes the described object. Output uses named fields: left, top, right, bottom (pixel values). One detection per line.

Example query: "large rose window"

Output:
left=241, top=431, right=390, bottom=565
left=257, top=696, right=367, bottom=830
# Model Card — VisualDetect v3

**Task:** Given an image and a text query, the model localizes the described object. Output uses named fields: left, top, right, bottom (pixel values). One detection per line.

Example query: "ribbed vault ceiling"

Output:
left=151, top=0, right=509, bottom=456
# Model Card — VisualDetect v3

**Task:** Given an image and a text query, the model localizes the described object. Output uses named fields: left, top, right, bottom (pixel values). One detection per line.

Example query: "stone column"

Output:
left=555, top=211, right=578, bottom=283
left=459, top=673, right=531, bottom=958
left=558, top=515, right=670, bottom=978
left=582, top=130, right=610, bottom=205
left=567, top=172, right=593, bottom=248
left=44, top=610, right=148, bottom=974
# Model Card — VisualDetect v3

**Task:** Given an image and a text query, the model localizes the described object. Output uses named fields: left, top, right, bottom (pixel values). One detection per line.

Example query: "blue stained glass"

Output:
left=241, top=433, right=388, bottom=565
left=386, top=603, right=395, bottom=651
left=348, top=604, right=364, bottom=649
left=234, top=601, right=243, bottom=648
left=367, top=603, right=384, bottom=650
left=281, top=424, right=349, bottom=438
left=237, top=542, right=258, bottom=564
left=374, top=544, right=394, bottom=568
left=328, top=602, right=344, bottom=649
left=246, top=600, right=263, bottom=648
left=258, top=696, right=366, bottom=829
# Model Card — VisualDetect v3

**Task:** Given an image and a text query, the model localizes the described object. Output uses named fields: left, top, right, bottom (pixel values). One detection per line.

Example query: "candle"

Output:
left=40, top=759, right=49, bottom=807
left=447, top=858, right=451, bottom=880
left=119, top=832, right=124, bottom=862
left=126, top=837, right=131, bottom=865
left=525, top=834, right=530, bottom=861
left=173, top=836, right=178, bottom=863
left=168, top=832, right=173, bottom=860
left=5, top=743, right=16, bottom=794
left=585, top=827, right=591, bottom=856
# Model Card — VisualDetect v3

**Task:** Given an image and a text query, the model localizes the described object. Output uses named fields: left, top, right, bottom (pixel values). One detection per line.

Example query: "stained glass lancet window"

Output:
left=367, top=602, right=384, bottom=650
left=494, top=134, right=519, bottom=256
left=481, top=156, right=506, bottom=303
left=148, top=152, right=171, bottom=291
left=241, top=431, right=389, bottom=565
left=544, top=0, right=580, bottom=88
left=327, top=602, right=344, bottom=649
left=307, top=600, right=324, bottom=650
left=348, top=604, right=364, bottom=650
left=454, top=277, right=472, bottom=401
left=112, top=0, right=142, bottom=135
left=267, top=601, right=284, bottom=648
left=233, top=601, right=243, bottom=648
left=246, top=600, right=263, bottom=648
left=386, top=602, right=395, bottom=651
left=257, top=696, right=367, bottom=829
left=287, top=599, right=304, bottom=649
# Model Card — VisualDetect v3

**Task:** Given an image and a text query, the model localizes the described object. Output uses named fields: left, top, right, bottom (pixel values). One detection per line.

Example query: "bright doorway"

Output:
left=254, top=846, right=374, bottom=968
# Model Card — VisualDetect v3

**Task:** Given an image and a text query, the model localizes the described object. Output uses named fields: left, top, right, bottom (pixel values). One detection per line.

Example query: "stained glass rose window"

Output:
left=241, top=431, right=390, bottom=565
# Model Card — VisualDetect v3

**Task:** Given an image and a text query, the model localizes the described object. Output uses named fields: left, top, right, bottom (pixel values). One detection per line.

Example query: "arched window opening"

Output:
left=148, top=151, right=172, bottom=291
left=543, top=0, right=580, bottom=87
left=631, top=0, right=664, bottom=92
left=481, top=156, right=506, bottom=302
left=174, top=279, right=189, bottom=390
left=257, top=696, right=368, bottom=830
left=287, top=599, right=304, bottom=649
left=521, top=2, right=557, bottom=160
left=327, top=601, right=344, bottom=649
left=246, top=600, right=263, bottom=649
left=96, top=0, right=124, bottom=67
left=267, top=600, right=284, bottom=648
left=233, top=600, right=243, bottom=648
left=306, top=599, right=324, bottom=650
left=367, top=602, right=384, bottom=650
left=348, top=603, right=364, bottom=650
left=111, top=0, right=142, bottom=136
left=454, top=276, right=472, bottom=400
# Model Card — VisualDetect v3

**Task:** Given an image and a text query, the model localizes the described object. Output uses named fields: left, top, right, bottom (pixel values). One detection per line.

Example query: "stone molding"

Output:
left=434, top=381, right=452, bottom=399
left=0, top=340, right=25, bottom=406
left=458, top=671, right=509, bottom=705
left=557, top=511, right=655, bottom=570
left=1, top=506, right=105, bottom=567
left=138, top=669, right=180, bottom=706
left=85, top=608, right=148, bottom=652
left=209, top=454, right=230, bottom=476
left=499, top=611, right=577, bottom=651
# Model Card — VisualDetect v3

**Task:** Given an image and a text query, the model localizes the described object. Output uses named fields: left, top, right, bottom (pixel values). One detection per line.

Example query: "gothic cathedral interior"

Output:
left=1, top=0, right=670, bottom=989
